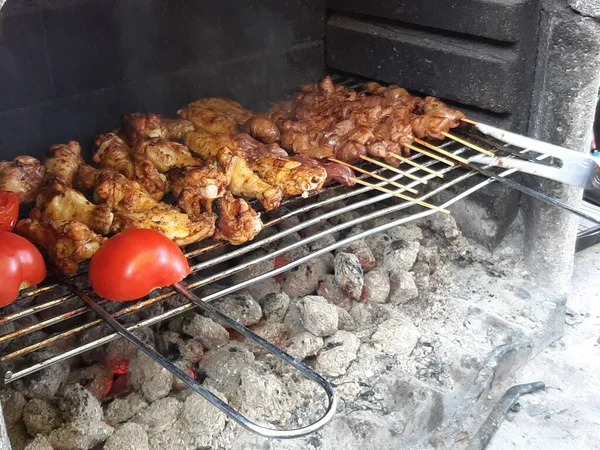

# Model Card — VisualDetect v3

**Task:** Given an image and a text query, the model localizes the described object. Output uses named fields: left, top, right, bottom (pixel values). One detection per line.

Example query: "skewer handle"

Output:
left=59, top=275, right=337, bottom=439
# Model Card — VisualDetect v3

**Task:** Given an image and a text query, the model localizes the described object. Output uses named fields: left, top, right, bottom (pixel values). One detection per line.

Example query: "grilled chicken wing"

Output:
left=163, top=119, right=195, bottom=140
left=132, top=138, right=199, bottom=172
left=45, top=141, right=83, bottom=186
left=213, top=192, right=262, bottom=245
left=33, top=181, right=113, bottom=235
left=93, top=133, right=167, bottom=200
left=179, top=106, right=239, bottom=135
left=121, top=113, right=166, bottom=145
left=185, top=130, right=236, bottom=160
left=179, top=98, right=253, bottom=127
left=16, top=218, right=106, bottom=275
left=0, top=156, right=46, bottom=204
left=93, top=172, right=215, bottom=246
left=168, top=164, right=228, bottom=215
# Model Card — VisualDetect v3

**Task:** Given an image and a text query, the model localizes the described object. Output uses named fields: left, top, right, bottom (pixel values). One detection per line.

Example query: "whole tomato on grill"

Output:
left=89, top=229, right=190, bottom=301
left=0, top=231, right=46, bottom=307
left=0, top=190, right=20, bottom=232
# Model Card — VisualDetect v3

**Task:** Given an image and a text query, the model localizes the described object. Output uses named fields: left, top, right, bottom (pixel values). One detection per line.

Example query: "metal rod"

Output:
left=57, top=276, right=337, bottom=438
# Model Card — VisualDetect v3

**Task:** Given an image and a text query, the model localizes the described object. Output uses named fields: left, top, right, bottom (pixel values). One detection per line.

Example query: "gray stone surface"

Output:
left=23, top=435, right=53, bottom=450
left=526, top=0, right=600, bottom=293
left=182, top=314, right=229, bottom=350
left=23, top=398, right=62, bottom=436
left=568, top=0, right=600, bottom=16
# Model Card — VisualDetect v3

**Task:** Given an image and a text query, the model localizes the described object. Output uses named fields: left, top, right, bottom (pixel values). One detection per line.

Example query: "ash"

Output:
left=0, top=209, right=564, bottom=450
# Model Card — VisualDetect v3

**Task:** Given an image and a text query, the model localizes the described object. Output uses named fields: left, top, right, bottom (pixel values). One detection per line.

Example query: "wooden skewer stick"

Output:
left=350, top=177, right=450, bottom=214
left=460, top=118, right=478, bottom=125
left=359, top=155, right=428, bottom=184
left=328, top=158, right=419, bottom=195
left=410, top=137, right=469, bottom=165
left=441, top=131, right=495, bottom=157
left=404, top=142, right=455, bottom=166
left=385, top=152, right=445, bottom=178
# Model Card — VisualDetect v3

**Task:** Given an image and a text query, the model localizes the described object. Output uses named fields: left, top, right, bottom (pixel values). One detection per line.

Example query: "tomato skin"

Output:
left=0, top=231, right=46, bottom=307
left=89, top=229, right=190, bottom=301
left=0, top=191, right=20, bottom=232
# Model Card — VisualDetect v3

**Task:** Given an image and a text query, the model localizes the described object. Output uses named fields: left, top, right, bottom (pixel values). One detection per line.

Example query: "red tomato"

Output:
left=0, top=231, right=46, bottom=307
left=0, top=190, right=20, bottom=232
left=89, top=229, right=190, bottom=301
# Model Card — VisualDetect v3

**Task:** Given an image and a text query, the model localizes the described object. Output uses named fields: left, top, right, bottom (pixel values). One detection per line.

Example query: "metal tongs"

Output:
left=468, top=123, right=600, bottom=190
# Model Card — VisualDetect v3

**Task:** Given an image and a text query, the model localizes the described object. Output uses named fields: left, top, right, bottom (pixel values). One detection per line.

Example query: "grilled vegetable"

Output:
left=0, top=231, right=46, bottom=307
left=88, top=229, right=190, bottom=301
left=0, top=190, right=20, bottom=231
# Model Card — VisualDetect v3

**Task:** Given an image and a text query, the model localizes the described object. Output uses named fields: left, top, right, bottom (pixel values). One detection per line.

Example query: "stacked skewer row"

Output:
left=0, top=76, right=497, bottom=275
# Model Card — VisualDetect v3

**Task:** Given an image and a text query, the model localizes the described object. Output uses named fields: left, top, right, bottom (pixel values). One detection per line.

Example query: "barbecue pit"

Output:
left=0, top=1, right=599, bottom=449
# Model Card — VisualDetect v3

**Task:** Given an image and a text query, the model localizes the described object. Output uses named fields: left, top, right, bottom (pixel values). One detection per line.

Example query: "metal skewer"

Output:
left=58, top=275, right=337, bottom=439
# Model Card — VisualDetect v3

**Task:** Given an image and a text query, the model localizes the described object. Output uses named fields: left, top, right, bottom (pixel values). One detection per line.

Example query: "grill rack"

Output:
left=0, top=77, right=581, bottom=437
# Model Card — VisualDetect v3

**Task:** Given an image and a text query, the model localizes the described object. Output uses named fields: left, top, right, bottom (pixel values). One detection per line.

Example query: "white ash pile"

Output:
left=0, top=209, right=473, bottom=450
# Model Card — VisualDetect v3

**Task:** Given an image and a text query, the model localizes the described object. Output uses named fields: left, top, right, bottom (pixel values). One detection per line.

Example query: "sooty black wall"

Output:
left=0, top=0, right=325, bottom=160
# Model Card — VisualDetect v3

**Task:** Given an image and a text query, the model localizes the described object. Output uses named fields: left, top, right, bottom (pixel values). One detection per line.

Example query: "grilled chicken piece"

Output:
left=132, top=138, right=199, bottom=172
left=93, top=172, right=215, bottom=246
left=213, top=192, right=262, bottom=245
left=163, top=118, right=195, bottom=140
left=93, top=133, right=167, bottom=200
left=33, top=181, right=113, bottom=235
left=239, top=116, right=280, bottom=144
left=411, top=96, right=466, bottom=140
left=0, top=156, right=46, bottom=204
left=45, top=141, right=83, bottom=186
left=179, top=98, right=253, bottom=124
left=121, top=113, right=166, bottom=145
left=168, top=164, right=228, bottom=215
left=185, top=130, right=237, bottom=160
left=16, top=218, right=106, bottom=275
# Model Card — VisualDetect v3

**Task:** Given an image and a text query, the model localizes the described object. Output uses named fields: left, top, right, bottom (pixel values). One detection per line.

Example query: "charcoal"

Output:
left=104, top=392, right=148, bottom=426
left=277, top=214, right=301, bottom=230
left=199, top=342, right=255, bottom=385
left=132, top=397, right=182, bottom=433
left=129, top=354, right=173, bottom=403
left=59, top=383, right=103, bottom=423
left=211, top=290, right=262, bottom=326
left=349, top=302, right=374, bottom=327
left=22, top=398, right=61, bottom=435
left=105, top=335, right=148, bottom=375
left=417, top=245, right=441, bottom=271
left=23, top=435, right=53, bottom=450
left=298, top=220, right=333, bottom=239
left=334, top=252, right=364, bottom=301
left=283, top=332, right=324, bottom=360
left=422, top=213, right=460, bottom=240
left=309, top=233, right=337, bottom=251
left=182, top=314, right=229, bottom=350
left=7, top=421, right=29, bottom=450
left=389, top=270, right=419, bottom=305
left=386, top=224, right=423, bottom=242
left=371, top=319, right=420, bottom=357
left=296, top=295, right=339, bottom=337
left=315, top=331, right=361, bottom=377
left=336, top=306, right=357, bottom=331
left=0, top=389, right=26, bottom=427
left=364, top=233, right=393, bottom=261
left=147, top=420, right=191, bottom=450
left=181, top=388, right=227, bottom=446
left=247, top=277, right=281, bottom=302
left=269, top=232, right=310, bottom=261
left=281, top=257, right=331, bottom=298
left=22, top=355, right=70, bottom=401
left=316, top=274, right=353, bottom=309
left=178, top=339, right=205, bottom=364
left=104, top=422, right=149, bottom=450
left=67, top=364, right=113, bottom=399
left=382, top=240, right=420, bottom=273
left=260, top=292, right=291, bottom=323
left=231, top=252, right=274, bottom=283
left=328, top=210, right=359, bottom=226
left=411, top=261, right=431, bottom=294
left=48, top=420, right=113, bottom=450
left=157, top=331, right=182, bottom=355
left=337, top=240, right=376, bottom=273
left=362, top=269, right=391, bottom=304
left=171, top=360, right=194, bottom=391
left=78, top=324, right=113, bottom=365
left=245, top=322, right=288, bottom=356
